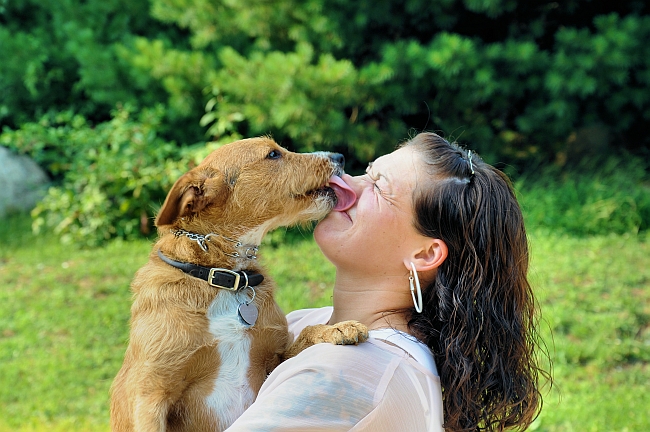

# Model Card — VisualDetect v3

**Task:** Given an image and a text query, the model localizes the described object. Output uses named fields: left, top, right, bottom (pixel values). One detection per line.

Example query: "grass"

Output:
left=1, top=215, right=649, bottom=431
left=528, top=232, right=650, bottom=431
left=514, top=155, right=650, bottom=236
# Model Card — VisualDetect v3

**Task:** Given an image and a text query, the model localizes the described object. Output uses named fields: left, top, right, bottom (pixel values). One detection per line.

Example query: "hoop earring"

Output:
left=409, top=262, right=423, bottom=313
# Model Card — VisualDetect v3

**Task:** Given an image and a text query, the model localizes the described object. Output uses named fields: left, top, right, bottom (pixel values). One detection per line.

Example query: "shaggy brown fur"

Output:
left=110, top=137, right=367, bottom=432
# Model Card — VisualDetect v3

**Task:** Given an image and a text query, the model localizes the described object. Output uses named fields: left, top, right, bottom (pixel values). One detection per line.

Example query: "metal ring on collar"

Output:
left=237, top=285, right=256, bottom=305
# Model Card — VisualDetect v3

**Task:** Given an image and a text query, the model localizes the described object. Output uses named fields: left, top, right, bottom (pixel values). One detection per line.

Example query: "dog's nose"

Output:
left=329, top=153, right=345, bottom=168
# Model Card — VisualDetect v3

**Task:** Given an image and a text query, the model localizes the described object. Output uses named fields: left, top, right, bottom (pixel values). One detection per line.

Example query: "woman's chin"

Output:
left=315, top=211, right=349, bottom=238
left=326, top=208, right=352, bottom=224
left=314, top=215, right=346, bottom=254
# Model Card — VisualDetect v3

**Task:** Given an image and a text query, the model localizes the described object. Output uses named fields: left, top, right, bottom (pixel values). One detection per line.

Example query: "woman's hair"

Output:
left=404, top=132, right=550, bottom=431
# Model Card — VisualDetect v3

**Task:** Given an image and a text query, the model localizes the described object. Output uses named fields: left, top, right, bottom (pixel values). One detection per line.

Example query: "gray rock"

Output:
left=0, top=146, right=50, bottom=216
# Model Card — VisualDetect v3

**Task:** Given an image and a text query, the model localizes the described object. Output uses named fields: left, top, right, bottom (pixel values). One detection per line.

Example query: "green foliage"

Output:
left=124, top=0, right=650, bottom=167
left=5, top=0, right=648, bottom=165
left=150, top=0, right=343, bottom=51
left=200, top=43, right=388, bottom=160
left=373, top=11, right=650, bottom=163
left=0, top=0, right=204, bottom=143
left=517, top=155, right=650, bottom=236
left=0, top=0, right=153, bottom=121
left=1, top=107, right=194, bottom=246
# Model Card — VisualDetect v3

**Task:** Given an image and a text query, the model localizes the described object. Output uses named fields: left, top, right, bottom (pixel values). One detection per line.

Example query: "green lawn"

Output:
left=1, top=215, right=648, bottom=431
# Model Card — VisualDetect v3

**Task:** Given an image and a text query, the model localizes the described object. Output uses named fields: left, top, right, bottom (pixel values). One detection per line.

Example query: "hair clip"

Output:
left=467, top=150, right=475, bottom=175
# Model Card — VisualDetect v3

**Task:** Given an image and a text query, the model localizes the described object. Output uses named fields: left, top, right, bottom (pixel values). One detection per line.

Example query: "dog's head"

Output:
left=155, top=137, right=348, bottom=243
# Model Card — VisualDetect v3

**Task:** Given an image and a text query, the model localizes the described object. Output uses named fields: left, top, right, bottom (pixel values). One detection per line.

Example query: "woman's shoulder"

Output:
left=369, top=328, right=439, bottom=377
left=286, top=307, right=439, bottom=378
left=286, top=333, right=402, bottom=372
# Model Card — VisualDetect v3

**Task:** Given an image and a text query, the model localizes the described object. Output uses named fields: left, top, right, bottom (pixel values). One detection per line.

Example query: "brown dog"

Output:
left=110, top=137, right=365, bottom=432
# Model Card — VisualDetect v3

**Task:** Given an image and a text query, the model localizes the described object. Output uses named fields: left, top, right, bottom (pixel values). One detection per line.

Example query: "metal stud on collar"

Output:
left=171, top=228, right=258, bottom=259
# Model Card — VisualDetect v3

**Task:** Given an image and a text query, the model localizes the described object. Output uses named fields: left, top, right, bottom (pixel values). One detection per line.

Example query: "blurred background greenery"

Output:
left=1, top=0, right=649, bottom=430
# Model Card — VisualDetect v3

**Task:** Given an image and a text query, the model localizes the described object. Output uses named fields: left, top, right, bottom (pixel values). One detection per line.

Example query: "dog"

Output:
left=110, top=137, right=366, bottom=432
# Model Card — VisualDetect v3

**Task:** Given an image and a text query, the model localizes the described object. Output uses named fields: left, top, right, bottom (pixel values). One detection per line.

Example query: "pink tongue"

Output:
left=329, top=176, right=357, bottom=211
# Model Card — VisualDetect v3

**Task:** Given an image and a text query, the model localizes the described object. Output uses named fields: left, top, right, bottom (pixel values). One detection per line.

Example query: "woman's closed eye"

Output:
left=364, top=169, right=381, bottom=191
left=365, top=172, right=388, bottom=200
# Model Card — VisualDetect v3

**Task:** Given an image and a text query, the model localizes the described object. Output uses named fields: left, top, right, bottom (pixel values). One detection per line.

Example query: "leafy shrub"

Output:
left=0, top=106, right=219, bottom=247
left=3, top=1, right=650, bottom=172
left=4, top=105, right=648, bottom=246
left=516, top=154, right=650, bottom=236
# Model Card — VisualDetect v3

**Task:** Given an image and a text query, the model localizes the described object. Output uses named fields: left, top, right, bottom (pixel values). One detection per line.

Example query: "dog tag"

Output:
left=238, top=302, right=258, bottom=326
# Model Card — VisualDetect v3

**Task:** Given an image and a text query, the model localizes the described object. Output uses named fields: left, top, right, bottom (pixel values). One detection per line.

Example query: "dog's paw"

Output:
left=284, top=321, right=369, bottom=359
left=313, top=320, right=369, bottom=346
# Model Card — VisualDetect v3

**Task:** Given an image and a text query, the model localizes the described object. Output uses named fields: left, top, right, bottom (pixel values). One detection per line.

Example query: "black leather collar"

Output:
left=157, top=250, right=264, bottom=291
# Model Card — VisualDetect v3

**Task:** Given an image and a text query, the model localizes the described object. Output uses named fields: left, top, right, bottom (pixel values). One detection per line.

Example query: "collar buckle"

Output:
left=208, top=268, right=240, bottom=291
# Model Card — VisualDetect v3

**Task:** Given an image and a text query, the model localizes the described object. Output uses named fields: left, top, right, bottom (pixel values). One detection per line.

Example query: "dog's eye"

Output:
left=267, top=150, right=282, bottom=160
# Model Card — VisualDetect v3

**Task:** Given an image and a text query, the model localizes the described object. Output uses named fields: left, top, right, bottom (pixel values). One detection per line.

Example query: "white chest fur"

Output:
left=205, top=291, right=255, bottom=426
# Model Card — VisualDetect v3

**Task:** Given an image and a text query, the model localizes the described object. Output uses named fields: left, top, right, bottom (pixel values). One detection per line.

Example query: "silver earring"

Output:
left=409, top=262, right=423, bottom=313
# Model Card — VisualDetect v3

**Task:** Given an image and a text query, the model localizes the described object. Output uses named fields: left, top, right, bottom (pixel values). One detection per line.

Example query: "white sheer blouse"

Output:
left=225, top=307, right=445, bottom=431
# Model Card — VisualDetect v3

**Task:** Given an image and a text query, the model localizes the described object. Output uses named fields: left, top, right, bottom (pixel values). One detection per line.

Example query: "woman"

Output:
left=226, top=132, right=548, bottom=431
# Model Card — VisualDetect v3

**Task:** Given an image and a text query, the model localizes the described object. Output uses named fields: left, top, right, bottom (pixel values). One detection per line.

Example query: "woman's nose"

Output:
left=341, top=173, right=364, bottom=196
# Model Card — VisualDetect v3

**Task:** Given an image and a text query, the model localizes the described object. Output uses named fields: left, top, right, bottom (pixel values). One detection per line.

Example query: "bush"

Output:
left=4, top=1, right=650, bottom=170
left=516, top=154, right=650, bottom=236
left=2, top=104, right=647, bottom=245
left=0, top=106, right=221, bottom=247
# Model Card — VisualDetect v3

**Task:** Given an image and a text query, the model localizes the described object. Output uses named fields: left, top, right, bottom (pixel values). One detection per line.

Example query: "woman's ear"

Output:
left=405, top=238, right=448, bottom=272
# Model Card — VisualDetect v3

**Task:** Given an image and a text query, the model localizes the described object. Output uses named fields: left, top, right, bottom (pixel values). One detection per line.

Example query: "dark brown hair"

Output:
left=404, top=133, right=550, bottom=431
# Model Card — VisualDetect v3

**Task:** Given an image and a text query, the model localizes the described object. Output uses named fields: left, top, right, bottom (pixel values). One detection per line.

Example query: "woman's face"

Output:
left=314, top=145, right=427, bottom=276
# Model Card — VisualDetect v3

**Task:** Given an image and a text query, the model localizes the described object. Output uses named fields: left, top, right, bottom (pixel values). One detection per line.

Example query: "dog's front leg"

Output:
left=133, top=396, right=170, bottom=432
left=131, top=370, right=181, bottom=432
left=284, top=320, right=369, bottom=359
left=130, top=354, right=197, bottom=432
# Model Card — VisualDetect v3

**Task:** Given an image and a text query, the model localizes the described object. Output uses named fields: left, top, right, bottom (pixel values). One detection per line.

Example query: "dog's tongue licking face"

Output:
left=329, top=176, right=357, bottom=211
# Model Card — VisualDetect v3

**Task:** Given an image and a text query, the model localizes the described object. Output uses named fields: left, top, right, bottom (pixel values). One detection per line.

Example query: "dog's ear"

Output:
left=155, top=171, right=227, bottom=227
